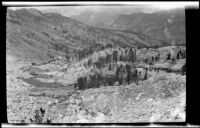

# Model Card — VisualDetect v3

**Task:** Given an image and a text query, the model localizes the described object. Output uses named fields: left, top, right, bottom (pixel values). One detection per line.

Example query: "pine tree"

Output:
left=129, top=48, right=136, bottom=63
left=126, top=71, right=131, bottom=84
left=77, top=77, right=84, bottom=90
left=158, top=53, right=160, bottom=60
left=183, top=50, right=186, bottom=58
left=172, top=58, right=176, bottom=64
left=167, top=52, right=171, bottom=60
left=177, top=51, right=180, bottom=60
left=182, top=63, right=186, bottom=75
left=126, top=64, right=131, bottom=84
left=120, top=55, right=123, bottom=61
left=144, top=68, right=148, bottom=80
left=134, top=48, right=137, bottom=61
left=145, top=58, right=148, bottom=63
left=108, top=63, right=112, bottom=71
left=134, top=69, right=138, bottom=85
left=155, top=56, right=158, bottom=61
left=152, top=56, right=154, bottom=61
left=112, top=50, right=118, bottom=64
left=83, top=77, right=87, bottom=89
left=116, top=67, right=120, bottom=82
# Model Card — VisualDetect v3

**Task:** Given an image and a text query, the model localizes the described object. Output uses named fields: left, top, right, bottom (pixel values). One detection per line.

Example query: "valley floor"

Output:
left=6, top=46, right=186, bottom=123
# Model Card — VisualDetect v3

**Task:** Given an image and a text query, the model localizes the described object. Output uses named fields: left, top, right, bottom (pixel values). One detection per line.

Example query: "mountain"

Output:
left=71, top=8, right=185, bottom=45
left=70, top=6, right=163, bottom=29
left=6, top=8, right=168, bottom=63
left=109, top=8, right=185, bottom=45
left=70, top=7, right=127, bottom=28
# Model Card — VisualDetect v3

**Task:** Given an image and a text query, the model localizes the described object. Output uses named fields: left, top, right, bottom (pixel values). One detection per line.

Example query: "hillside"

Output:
left=70, top=6, right=163, bottom=29
left=71, top=8, right=185, bottom=45
left=6, top=7, right=186, bottom=123
left=7, top=45, right=186, bottom=123
left=110, top=9, right=185, bottom=45
left=7, top=8, right=168, bottom=64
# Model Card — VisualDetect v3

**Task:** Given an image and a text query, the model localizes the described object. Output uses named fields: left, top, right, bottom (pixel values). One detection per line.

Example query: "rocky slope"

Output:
left=7, top=51, right=186, bottom=123
left=7, top=45, right=186, bottom=122
left=7, top=8, right=168, bottom=64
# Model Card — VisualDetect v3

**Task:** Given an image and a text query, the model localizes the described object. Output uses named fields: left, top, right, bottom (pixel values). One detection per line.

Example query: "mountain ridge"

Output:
left=70, top=8, right=185, bottom=45
left=7, top=8, right=169, bottom=64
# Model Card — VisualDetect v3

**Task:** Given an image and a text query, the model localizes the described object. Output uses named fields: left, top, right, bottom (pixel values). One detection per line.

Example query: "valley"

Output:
left=6, top=8, right=186, bottom=123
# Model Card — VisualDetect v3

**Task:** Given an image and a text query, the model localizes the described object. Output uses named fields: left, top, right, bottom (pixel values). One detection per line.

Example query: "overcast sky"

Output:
left=5, top=2, right=199, bottom=17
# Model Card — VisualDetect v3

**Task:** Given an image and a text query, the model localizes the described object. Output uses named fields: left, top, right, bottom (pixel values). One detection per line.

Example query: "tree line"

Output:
left=75, top=63, right=147, bottom=90
left=75, top=47, right=186, bottom=90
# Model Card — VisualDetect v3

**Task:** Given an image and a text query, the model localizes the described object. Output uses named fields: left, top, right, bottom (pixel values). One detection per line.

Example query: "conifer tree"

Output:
left=113, top=50, right=118, bottom=64
left=108, top=63, right=112, bottom=71
left=116, top=67, right=120, bottom=82
left=172, top=58, right=176, bottom=63
left=182, top=63, right=186, bottom=75
left=126, top=64, right=131, bottom=84
left=129, top=48, right=136, bottom=63
left=152, top=56, right=154, bottom=61
left=77, top=77, right=84, bottom=90
left=144, top=68, right=148, bottom=80
left=167, top=52, right=171, bottom=60
left=177, top=51, right=180, bottom=60
left=134, top=69, right=138, bottom=85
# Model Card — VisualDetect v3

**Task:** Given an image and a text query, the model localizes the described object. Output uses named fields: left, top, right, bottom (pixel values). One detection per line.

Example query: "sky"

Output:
left=4, top=2, right=199, bottom=17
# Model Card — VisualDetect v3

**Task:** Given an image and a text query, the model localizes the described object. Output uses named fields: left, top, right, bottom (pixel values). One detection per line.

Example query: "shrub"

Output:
left=159, top=85, right=173, bottom=99
left=30, top=107, right=52, bottom=123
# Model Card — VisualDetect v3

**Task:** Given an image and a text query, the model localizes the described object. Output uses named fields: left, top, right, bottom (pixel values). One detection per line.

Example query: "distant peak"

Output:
left=25, top=8, right=42, bottom=17
left=10, top=8, right=43, bottom=17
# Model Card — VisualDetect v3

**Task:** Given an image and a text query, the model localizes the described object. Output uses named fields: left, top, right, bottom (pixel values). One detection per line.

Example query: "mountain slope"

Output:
left=71, top=8, right=185, bottom=45
left=7, top=8, right=168, bottom=63
left=109, top=9, right=185, bottom=45
left=69, top=6, right=163, bottom=29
